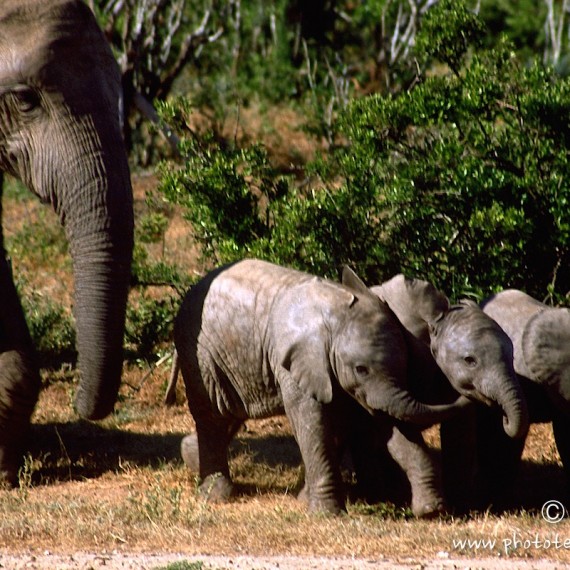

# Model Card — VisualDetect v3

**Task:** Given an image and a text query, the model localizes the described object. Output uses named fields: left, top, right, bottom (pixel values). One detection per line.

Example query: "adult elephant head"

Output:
left=376, top=275, right=528, bottom=440
left=0, top=0, right=134, bottom=483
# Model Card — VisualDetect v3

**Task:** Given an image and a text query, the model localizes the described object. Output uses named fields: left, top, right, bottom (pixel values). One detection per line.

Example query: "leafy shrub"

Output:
left=126, top=193, right=192, bottom=361
left=157, top=96, right=396, bottom=280
left=138, top=212, right=170, bottom=245
left=157, top=102, right=290, bottom=265
left=8, top=209, right=69, bottom=267
left=125, top=294, right=179, bottom=363
left=158, top=0, right=570, bottom=302
left=336, top=0, right=570, bottom=300
left=19, top=286, right=76, bottom=370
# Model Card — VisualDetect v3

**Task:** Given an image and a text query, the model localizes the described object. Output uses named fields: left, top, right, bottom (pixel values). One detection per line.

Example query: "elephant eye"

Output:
left=464, top=355, right=477, bottom=367
left=13, top=86, right=41, bottom=114
left=355, top=365, right=369, bottom=377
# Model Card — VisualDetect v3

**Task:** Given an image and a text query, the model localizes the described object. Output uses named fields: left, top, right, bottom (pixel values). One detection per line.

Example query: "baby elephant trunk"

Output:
left=367, top=380, right=472, bottom=427
left=487, top=376, right=529, bottom=439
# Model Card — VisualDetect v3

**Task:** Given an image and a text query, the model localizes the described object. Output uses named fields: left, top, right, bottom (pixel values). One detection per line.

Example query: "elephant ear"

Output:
left=280, top=336, right=333, bottom=403
left=341, top=265, right=376, bottom=302
left=522, top=308, right=570, bottom=397
left=457, top=299, right=478, bottom=309
left=277, top=280, right=356, bottom=404
left=379, top=274, right=449, bottom=344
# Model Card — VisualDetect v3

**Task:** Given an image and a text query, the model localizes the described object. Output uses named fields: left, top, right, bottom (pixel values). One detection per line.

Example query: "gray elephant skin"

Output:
left=349, top=274, right=528, bottom=513
left=171, top=259, right=468, bottom=514
left=479, top=289, right=570, bottom=504
left=0, top=0, right=134, bottom=484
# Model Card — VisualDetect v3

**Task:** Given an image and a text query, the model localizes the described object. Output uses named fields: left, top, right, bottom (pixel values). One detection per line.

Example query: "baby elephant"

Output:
left=347, top=274, right=529, bottom=514
left=170, top=259, right=467, bottom=514
left=478, top=289, right=570, bottom=504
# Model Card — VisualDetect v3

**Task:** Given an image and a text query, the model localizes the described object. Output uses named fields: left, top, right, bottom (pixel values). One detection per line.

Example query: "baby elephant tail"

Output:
left=164, top=348, right=180, bottom=406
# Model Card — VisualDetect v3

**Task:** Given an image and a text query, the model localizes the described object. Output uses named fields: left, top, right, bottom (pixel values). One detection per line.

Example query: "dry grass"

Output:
left=2, top=370, right=569, bottom=563
left=1, top=108, right=570, bottom=564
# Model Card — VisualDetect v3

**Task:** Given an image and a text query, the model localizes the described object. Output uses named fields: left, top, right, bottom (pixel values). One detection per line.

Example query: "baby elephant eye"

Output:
left=464, top=355, right=477, bottom=367
left=355, top=365, right=370, bottom=377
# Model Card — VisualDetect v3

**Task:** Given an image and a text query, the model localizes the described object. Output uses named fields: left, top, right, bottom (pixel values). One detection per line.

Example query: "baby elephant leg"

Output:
left=189, top=412, right=242, bottom=503
left=552, top=409, right=570, bottom=490
left=285, top=395, right=344, bottom=514
left=181, top=433, right=200, bottom=472
left=387, top=424, right=446, bottom=518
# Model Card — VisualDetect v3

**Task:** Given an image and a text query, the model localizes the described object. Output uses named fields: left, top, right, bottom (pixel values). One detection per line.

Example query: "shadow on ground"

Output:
left=24, top=421, right=568, bottom=517
left=25, top=421, right=302, bottom=488
left=27, top=421, right=185, bottom=482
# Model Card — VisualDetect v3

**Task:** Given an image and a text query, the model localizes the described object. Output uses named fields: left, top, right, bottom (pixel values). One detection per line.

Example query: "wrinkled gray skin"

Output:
left=355, top=275, right=529, bottom=512
left=479, top=290, right=570, bottom=504
left=172, top=259, right=469, bottom=514
left=0, top=0, right=134, bottom=484
left=376, top=275, right=528, bottom=439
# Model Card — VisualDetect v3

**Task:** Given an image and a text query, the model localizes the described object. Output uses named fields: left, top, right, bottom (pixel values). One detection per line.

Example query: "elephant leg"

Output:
left=190, top=412, right=242, bottom=502
left=0, top=350, right=41, bottom=486
left=0, top=253, right=41, bottom=486
left=387, top=423, right=446, bottom=518
left=178, top=353, right=242, bottom=502
left=475, top=405, right=525, bottom=511
left=181, top=420, right=242, bottom=475
left=181, top=433, right=200, bottom=472
left=440, top=406, right=477, bottom=514
left=345, top=402, right=395, bottom=504
left=283, top=388, right=344, bottom=514
left=552, top=410, right=570, bottom=498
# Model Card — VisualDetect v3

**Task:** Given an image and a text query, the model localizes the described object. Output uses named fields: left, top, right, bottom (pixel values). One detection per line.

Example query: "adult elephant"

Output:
left=0, top=0, right=134, bottom=484
left=478, top=290, right=570, bottom=505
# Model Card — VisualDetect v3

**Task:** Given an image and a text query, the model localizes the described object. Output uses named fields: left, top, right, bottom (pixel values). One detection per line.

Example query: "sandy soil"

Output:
left=0, top=552, right=566, bottom=570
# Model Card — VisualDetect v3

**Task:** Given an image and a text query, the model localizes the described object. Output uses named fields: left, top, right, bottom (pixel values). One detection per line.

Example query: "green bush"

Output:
left=19, top=286, right=76, bottom=370
left=337, top=0, right=570, bottom=300
left=158, top=0, right=570, bottom=302
left=125, top=294, right=179, bottom=363
left=157, top=95, right=398, bottom=280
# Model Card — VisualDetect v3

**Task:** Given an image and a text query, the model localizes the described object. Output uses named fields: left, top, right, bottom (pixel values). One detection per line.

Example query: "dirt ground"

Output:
left=0, top=551, right=567, bottom=569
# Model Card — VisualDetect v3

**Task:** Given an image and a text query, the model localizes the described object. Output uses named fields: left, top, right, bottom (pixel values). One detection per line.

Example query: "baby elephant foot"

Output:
left=180, top=434, right=200, bottom=472
left=411, top=496, right=447, bottom=519
left=199, top=473, right=234, bottom=502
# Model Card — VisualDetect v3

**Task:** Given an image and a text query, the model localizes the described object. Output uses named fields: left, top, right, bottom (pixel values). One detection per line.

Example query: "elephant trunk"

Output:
left=366, top=381, right=471, bottom=427
left=63, top=137, right=134, bottom=420
left=485, top=375, right=529, bottom=439
left=71, top=240, right=132, bottom=419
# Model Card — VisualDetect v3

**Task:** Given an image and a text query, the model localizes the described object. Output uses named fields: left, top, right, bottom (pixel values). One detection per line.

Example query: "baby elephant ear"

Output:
left=380, top=274, right=449, bottom=343
left=280, top=338, right=333, bottom=403
left=341, top=265, right=376, bottom=302
left=522, top=308, right=570, bottom=388
left=404, top=276, right=449, bottom=324
left=457, top=299, right=478, bottom=309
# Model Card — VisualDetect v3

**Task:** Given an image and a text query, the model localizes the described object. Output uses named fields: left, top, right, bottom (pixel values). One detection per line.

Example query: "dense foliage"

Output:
left=159, top=0, right=570, bottom=302
left=339, top=0, right=570, bottom=300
